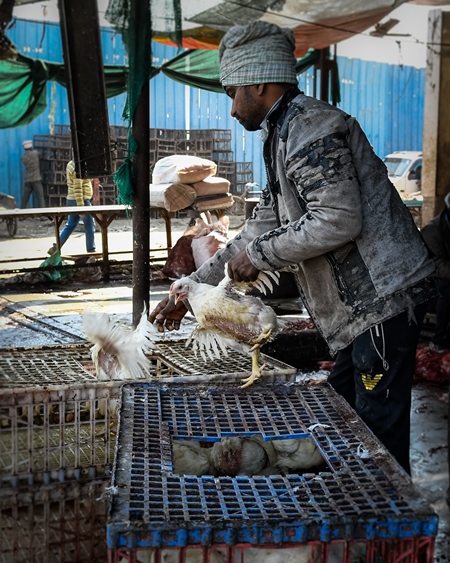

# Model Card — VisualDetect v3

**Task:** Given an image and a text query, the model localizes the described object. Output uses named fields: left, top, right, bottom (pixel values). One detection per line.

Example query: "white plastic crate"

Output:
left=0, top=346, right=179, bottom=486
left=0, top=382, right=122, bottom=487
left=0, top=479, right=108, bottom=563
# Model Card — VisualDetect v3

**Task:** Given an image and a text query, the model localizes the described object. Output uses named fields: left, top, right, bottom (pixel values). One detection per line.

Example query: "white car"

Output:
left=382, top=151, right=422, bottom=196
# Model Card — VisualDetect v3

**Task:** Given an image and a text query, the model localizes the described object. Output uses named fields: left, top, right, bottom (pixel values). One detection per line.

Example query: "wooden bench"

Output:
left=0, top=205, right=129, bottom=280
left=0, top=203, right=232, bottom=281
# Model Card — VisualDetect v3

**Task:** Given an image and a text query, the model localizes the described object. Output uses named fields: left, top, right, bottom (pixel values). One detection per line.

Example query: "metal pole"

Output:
left=132, top=81, right=150, bottom=327
left=319, top=47, right=330, bottom=102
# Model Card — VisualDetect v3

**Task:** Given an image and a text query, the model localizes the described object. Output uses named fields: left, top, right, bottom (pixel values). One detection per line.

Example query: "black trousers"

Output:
left=328, top=302, right=428, bottom=474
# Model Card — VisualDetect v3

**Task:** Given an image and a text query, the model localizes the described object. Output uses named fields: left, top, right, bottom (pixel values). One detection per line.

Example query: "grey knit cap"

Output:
left=445, top=192, right=450, bottom=208
left=219, top=21, right=298, bottom=87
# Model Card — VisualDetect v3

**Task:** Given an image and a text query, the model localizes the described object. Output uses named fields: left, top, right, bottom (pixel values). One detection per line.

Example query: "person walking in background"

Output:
left=21, top=140, right=45, bottom=208
left=421, top=192, right=450, bottom=352
left=48, top=160, right=96, bottom=255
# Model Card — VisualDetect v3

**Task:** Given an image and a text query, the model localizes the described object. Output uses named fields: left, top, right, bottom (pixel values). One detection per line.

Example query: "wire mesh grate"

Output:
left=0, top=346, right=96, bottom=386
left=151, top=339, right=297, bottom=379
left=107, top=382, right=438, bottom=549
left=0, top=479, right=108, bottom=562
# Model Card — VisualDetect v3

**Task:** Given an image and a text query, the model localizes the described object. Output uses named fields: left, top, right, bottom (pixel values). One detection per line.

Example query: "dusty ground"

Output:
left=0, top=213, right=449, bottom=561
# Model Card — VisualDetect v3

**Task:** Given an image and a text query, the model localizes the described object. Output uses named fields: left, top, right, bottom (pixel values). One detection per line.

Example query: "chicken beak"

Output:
left=174, top=292, right=187, bottom=304
left=169, top=284, right=186, bottom=304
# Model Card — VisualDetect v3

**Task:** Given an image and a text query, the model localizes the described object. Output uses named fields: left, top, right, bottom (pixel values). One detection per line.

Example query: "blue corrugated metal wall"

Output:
left=1, top=18, right=425, bottom=205
left=337, top=58, right=425, bottom=157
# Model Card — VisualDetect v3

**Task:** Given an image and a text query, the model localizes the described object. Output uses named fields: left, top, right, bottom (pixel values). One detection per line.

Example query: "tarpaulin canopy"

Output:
left=0, top=47, right=322, bottom=128
left=145, top=0, right=449, bottom=57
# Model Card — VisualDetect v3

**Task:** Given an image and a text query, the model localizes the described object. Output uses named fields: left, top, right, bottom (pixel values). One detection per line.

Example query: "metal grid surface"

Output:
left=0, top=345, right=96, bottom=386
left=0, top=345, right=185, bottom=486
left=0, top=479, right=108, bottom=562
left=0, top=345, right=182, bottom=386
left=0, top=382, right=122, bottom=487
left=107, top=382, right=438, bottom=549
left=151, top=339, right=297, bottom=380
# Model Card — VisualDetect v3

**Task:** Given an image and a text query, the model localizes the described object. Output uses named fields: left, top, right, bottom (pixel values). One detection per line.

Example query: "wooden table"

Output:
left=0, top=205, right=129, bottom=280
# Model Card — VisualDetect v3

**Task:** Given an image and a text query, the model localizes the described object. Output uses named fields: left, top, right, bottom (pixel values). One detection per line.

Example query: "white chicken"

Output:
left=169, top=271, right=281, bottom=388
left=82, top=309, right=157, bottom=417
left=272, top=438, right=324, bottom=474
left=173, top=440, right=213, bottom=476
left=209, top=436, right=274, bottom=477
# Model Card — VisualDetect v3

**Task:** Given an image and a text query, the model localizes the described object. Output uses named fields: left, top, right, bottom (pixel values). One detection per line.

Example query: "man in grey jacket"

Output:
left=150, top=22, right=436, bottom=474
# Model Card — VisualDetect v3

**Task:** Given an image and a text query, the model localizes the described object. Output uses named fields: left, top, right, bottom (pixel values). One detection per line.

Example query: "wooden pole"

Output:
left=132, top=81, right=150, bottom=327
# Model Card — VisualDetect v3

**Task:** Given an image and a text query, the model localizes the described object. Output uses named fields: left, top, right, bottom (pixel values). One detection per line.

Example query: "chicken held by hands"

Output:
left=169, top=276, right=278, bottom=388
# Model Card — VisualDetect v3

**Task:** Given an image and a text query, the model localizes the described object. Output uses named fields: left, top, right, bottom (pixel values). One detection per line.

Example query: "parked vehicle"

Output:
left=383, top=151, right=422, bottom=196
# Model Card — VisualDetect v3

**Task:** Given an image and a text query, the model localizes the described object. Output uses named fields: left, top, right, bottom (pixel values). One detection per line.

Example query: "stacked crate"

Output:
left=36, top=126, right=129, bottom=207
left=35, top=133, right=72, bottom=207
left=106, top=381, right=438, bottom=562
left=149, top=128, right=254, bottom=195
left=0, top=338, right=295, bottom=561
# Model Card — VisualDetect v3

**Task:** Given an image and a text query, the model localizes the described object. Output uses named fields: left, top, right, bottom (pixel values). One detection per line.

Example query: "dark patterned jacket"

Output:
left=192, top=87, right=436, bottom=354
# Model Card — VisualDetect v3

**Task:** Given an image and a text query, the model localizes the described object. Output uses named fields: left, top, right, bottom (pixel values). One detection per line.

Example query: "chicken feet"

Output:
left=240, top=328, right=273, bottom=388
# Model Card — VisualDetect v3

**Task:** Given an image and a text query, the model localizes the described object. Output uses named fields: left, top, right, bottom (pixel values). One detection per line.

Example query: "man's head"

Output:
left=22, top=140, right=32, bottom=150
left=219, top=21, right=298, bottom=131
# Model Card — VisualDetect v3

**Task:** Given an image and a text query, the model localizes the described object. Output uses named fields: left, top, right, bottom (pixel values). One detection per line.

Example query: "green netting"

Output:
left=0, top=48, right=327, bottom=129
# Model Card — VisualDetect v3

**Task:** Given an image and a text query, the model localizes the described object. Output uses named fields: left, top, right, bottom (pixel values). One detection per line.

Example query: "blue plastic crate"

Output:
left=107, top=382, right=438, bottom=553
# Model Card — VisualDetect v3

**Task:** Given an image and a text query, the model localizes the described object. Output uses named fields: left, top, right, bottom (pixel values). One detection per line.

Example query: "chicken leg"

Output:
left=240, top=328, right=272, bottom=388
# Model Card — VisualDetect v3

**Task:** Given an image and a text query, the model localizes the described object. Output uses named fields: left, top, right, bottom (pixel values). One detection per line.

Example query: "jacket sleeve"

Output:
left=190, top=193, right=278, bottom=286
left=247, top=107, right=363, bottom=271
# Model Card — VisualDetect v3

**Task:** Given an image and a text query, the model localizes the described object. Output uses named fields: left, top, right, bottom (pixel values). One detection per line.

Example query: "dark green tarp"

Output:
left=0, top=48, right=325, bottom=129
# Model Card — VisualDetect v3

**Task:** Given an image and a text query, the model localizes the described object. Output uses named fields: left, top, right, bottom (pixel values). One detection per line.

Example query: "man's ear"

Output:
left=255, top=84, right=266, bottom=96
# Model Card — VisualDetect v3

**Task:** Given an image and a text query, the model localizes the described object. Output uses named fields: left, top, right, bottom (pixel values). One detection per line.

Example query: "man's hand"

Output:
left=227, top=249, right=260, bottom=282
left=148, top=296, right=188, bottom=332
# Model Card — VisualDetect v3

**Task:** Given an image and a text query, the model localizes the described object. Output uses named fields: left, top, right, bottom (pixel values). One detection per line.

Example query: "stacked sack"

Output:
left=149, top=155, right=234, bottom=213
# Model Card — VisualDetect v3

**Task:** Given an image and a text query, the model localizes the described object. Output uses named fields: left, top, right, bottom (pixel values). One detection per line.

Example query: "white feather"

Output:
left=83, top=307, right=157, bottom=382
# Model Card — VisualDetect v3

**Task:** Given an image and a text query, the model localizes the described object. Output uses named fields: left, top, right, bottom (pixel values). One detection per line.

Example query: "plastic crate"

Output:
left=212, top=150, right=234, bottom=162
left=0, top=345, right=183, bottom=487
left=53, top=124, right=71, bottom=135
left=189, top=129, right=232, bottom=142
left=33, top=134, right=72, bottom=148
left=0, top=479, right=108, bottom=562
left=106, top=382, right=437, bottom=562
left=0, top=340, right=293, bottom=486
